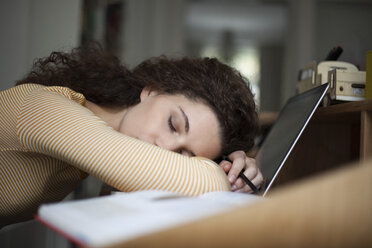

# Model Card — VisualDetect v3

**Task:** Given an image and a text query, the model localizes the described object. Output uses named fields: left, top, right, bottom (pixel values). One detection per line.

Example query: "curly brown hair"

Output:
left=17, top=44, right=258, bottom=158
left=17, top=44, right=143, bottom=107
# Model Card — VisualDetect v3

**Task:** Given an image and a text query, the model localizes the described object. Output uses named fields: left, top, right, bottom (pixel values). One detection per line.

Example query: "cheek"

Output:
left=121, top=108, right=162, bottom=137
left=120, top=97, right=171, bottom=140
left=193, top=116, right=222, bottom=158
left=119, top=107, right=145, bottom=135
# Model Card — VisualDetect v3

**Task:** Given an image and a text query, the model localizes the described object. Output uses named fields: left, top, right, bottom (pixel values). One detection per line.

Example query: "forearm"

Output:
left=17, top=87, right=230, bottom=195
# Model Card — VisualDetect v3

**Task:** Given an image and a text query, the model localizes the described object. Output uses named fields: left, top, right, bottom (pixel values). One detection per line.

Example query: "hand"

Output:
left=219, top=151, right=263, bottom=193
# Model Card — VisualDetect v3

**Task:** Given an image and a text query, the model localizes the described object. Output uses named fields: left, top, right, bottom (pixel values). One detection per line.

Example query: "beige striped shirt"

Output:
left=0, top=84, right=230, bottom=226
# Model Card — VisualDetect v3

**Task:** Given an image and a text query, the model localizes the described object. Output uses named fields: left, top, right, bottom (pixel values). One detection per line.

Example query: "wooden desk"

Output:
left=275, top=99, right=372, bottom=186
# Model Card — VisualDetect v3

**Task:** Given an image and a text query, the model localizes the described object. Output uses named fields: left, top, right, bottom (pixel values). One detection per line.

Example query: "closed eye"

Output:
left=168, top=116, right=177, bottom=132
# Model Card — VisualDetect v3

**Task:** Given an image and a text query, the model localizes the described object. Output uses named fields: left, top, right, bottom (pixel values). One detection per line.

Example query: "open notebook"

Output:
left=36, top=191, right=261, bottom=247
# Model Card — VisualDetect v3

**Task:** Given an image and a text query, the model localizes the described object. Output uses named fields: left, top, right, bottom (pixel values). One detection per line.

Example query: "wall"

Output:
left=121, top=0, right=186, bottom=67
left=281, top=0, right=316, bottom=106
left=281, top=0, right=372, bottom=106
left=260, top=45, right=284, bottom=111
left=0, top=0, right=82, bottom=91
left=0, top=1, right=82, bottom=247
left=315, top=1, right=372, bottom=69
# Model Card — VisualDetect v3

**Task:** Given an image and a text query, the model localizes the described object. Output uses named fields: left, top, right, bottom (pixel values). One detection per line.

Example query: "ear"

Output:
left=140, top=87, right=158, bottom=102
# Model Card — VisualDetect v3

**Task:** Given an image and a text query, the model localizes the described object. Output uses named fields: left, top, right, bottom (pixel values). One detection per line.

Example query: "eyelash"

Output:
left=168, top=116, right=177, bottom=132
left=168, top=116, right=194, bottom=157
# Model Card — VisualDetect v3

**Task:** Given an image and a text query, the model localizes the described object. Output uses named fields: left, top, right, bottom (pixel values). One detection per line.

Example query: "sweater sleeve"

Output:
left=16, top=86, right=230, bottom=196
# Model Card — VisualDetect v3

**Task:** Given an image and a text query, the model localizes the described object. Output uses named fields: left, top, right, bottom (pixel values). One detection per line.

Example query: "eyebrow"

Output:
left=178, top=106, right=196, bottom=157
left=178, top=106, right=189, bottom=133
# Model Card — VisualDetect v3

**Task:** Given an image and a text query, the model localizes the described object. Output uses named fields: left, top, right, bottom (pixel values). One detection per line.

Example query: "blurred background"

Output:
left=1, top=0, right=372, bottom=247
left=1, top=0, right=372, bottom=111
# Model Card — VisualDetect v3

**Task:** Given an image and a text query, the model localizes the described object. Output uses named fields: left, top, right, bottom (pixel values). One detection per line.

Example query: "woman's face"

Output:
left=119, top=88, right=222, bottom=159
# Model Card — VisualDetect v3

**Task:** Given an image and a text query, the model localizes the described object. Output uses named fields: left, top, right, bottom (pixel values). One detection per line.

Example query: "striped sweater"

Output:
left=0, top=84, right=230, bottom=226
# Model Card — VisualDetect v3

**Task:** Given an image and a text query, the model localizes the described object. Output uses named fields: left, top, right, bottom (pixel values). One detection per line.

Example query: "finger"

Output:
left=228, top=150, right=247, bottom=161
left=235, top=185, right=254, bottom=194
left=219, top=160, right=232, bottom=173
left=245, top=157, right=257, bottom=172
left=227, top=156, right=245, bottom=184
left=235, top=168, right=261, bottom=193
left=234, top=176, right=258, bottom=193
left=236, top=173, right=264, bottom=194
left=251, top=169, right=264, bottom=188
left=244, top=165, right=263, bottom=185
left=234, top=182, right=254, bottom=193
left=232, top=167, right=262, bottom=191
left=245, top=157, right=257, bottom=169
left=244, top=166, right=258, bottom=181
left=231, top=178, right=245, bottom=191
left=240, top=169, right=262, bottom=192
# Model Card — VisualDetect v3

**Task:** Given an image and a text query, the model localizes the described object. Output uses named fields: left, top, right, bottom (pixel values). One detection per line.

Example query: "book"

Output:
left=36, top=190, right=262, bottom=247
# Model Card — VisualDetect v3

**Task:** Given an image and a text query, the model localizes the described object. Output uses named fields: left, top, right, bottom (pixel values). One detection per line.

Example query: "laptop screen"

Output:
left=257, top=83, right=329, bottom=196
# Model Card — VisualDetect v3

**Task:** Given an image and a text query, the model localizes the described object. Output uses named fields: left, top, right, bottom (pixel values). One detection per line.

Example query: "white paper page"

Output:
left=38, top=191, right=262, bottom=247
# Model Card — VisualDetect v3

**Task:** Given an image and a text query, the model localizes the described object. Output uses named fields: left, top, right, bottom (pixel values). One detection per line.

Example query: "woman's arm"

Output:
left=16, top=86, right=230, bottom=196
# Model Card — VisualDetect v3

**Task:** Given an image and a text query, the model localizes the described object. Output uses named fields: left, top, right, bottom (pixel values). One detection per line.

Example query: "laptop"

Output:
left=257, top=83, right=330, bottom=197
